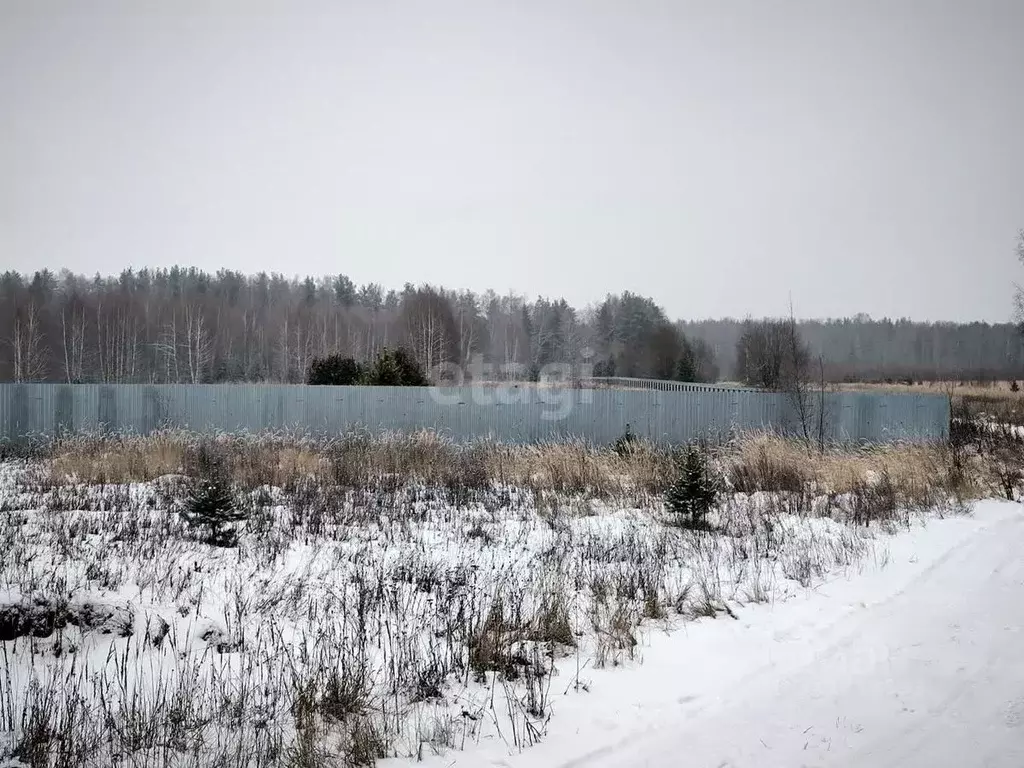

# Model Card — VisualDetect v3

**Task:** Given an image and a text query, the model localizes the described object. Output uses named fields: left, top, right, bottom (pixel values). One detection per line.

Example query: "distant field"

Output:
left=836, top=380, right=1024, bottom=398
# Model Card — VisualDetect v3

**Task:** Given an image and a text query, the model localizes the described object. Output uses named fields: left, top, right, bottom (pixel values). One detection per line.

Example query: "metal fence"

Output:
left=587, top=377, right=760, bottom=393
left=0, top=383, right=950, bottom=445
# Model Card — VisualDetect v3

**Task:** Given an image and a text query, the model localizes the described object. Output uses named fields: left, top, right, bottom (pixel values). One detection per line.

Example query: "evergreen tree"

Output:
left=392, top=347, right=429, bottom=386
left=307, top=355, right=363, bottom=385
left=665, top=445, right=720, bottom=529
left=363, top=347, right=428, bottom=386
left=365, top=348, right=401, bottom=385
left=674, top=343, right=698, bottom=382
left=182, top=448, right=246, bottom=547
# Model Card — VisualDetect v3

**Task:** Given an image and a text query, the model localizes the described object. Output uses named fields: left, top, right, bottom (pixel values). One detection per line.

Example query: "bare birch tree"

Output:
left=156, top=311, right=182, bottom=383
left=183, top=304, right=213, bottom=384
left=400, top=287, right=458, bottom=375
left=9, top=302, right=46, bottom=382
left=61, top=302, right=87, bottom=383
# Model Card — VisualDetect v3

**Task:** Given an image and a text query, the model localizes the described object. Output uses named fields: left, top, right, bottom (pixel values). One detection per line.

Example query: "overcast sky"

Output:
left=2, top=1, right=1022, bottom=322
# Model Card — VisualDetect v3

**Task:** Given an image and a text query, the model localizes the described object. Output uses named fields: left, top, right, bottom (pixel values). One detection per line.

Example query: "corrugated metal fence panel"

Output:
left=0, top=383, right=949, bottom=445
left=587, top=376, right=760, bottom=394
left=819, top=392, right=950, bottom=442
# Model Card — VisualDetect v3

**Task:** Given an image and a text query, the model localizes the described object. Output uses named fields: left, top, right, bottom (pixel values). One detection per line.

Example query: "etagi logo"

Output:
left=426, top=348, right=596, bottom=421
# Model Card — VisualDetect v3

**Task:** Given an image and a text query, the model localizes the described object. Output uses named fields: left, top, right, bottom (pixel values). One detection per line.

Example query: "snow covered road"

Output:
left=567, top=502, right=1024, bottom=768
left=425, top=502, right=1024, bottom=768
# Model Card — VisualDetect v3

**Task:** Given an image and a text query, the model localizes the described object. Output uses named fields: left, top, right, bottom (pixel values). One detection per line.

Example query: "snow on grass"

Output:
left=0, top=453, right=969, bottom=767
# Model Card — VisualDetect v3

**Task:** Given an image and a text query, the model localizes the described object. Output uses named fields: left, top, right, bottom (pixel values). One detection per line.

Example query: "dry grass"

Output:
left=835, top=378, right=1019, bottom=397
left=36, top=430, right=925, bottom=489
left=723, top=434, right=952, bottom=497
left=33, top=424, right=1019, bottom=512
left=49, top=432, right=187, bottom=484
left=39, top=430, right=679, bottom=501
left=733, top=426, right=1024, bottom=508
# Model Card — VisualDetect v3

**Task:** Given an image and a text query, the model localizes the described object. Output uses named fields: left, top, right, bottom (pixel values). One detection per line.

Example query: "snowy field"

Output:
left=0, top=432, right=1018, bottom=767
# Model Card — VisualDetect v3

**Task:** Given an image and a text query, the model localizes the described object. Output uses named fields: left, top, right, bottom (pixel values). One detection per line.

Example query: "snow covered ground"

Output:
left=395, top=500, right=1023, bottom=768
left=0, top=452, right=1019, bottom=767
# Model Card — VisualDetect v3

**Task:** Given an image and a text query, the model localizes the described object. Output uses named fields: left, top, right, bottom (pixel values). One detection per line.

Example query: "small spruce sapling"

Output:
left=182, top=448, right=246, bottom=547
left=614, top=424, right=639, bottom=457
left=665, top=444, right=720, bottom=530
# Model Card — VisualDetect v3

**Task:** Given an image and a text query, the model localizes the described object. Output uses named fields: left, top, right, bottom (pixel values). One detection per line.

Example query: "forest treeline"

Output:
left=1, top=268, right=1020, bottom=385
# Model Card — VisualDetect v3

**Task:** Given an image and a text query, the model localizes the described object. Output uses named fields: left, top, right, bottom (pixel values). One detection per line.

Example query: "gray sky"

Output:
left=2, top=1, right=1022, bottom=322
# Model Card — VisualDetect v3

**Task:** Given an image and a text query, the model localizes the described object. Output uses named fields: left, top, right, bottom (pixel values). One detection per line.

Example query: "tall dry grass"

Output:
left=39, top=430, right=678, bottom=500
left=719, top=433, right=980, bottom=511
left=32, top=428, right=993, bottom=510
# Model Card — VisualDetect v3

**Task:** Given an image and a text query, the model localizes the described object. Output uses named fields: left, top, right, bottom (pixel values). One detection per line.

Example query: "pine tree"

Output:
left=365, top=348, right=401, bottom=385
left=363, top=346, right=428, bottom=386
left=674, top=346, right=698, bottom=382
left=392, top=347, right=429, bottom=386
left=665, top=445, right=719, bottom=529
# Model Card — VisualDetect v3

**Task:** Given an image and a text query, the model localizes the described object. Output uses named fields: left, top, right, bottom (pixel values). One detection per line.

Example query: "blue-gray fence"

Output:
left=0, top=383, right=949, bottom=445
left=587, top=376, right=760, bottom=393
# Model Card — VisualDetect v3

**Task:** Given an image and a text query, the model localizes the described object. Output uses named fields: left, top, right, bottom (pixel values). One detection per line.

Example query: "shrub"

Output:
left=665, top=444, right=719, bottom=529
left=307, top=355, right=363, bottom=386
left=181, top=446, right=247, bottom=547
left=849, top=471, right=899, bottom=526
left=1012, top=380, right=1020, bottom=393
